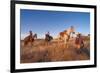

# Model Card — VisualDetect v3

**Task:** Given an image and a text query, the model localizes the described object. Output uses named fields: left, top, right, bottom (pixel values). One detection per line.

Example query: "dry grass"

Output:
left=20, top=37, right=90, bottom=63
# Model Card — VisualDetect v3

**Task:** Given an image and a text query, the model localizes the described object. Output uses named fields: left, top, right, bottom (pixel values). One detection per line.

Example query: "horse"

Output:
left=45, top=34, right=53, bottom=45
left=59, top=30, right=69, bottom=44
left=74, top=33, right=85, bottom=54
left=23, top=31, right=37, bottom=46
left=58, top=26, right=75, bottom=44
left=75, top=33, right=84, bottom=50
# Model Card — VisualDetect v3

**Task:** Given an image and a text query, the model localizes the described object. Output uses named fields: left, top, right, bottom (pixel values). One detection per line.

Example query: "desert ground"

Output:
left=20, top=36, right=90, bottom=63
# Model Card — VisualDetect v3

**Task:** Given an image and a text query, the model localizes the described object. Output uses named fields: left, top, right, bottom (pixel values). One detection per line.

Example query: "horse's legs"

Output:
left=65, top=42, right=68, bottom=49
left=44, top=41, right=47, bottom=46
left=30, top=41, right=33, bottom=47
left=47, top=41, right=49, bottom=46
left=30, top=39, right=34, bottom=47
left=46, top=42, right=48, bottom=46
left=63, top=38, right=69, bottom=49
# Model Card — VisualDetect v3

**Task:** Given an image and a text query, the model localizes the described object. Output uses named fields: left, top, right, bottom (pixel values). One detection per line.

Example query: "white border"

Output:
left=15, top=4, right=94, bottom=69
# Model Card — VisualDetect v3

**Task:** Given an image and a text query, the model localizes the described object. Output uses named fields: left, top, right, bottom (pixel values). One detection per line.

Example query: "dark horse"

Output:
left=23, top=31, right=37, bottom=46
left=45, top=34, right=53, bottom=45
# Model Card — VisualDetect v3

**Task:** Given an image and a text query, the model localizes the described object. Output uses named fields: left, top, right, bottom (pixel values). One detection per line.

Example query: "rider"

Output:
left=47, top=32, right=50, bottom=35
left=45, top=31, right=50, bottom=37
left=45, top=31, right=52, bottom=41
left=29, top=30, right=33, bottom=40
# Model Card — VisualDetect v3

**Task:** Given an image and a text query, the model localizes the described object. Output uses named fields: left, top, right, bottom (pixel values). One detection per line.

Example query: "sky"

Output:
left=20, top=9, right=90, bottom=39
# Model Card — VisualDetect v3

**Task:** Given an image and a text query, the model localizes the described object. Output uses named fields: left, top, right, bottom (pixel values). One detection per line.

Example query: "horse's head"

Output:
left=33, top=33, right=37, bottom=39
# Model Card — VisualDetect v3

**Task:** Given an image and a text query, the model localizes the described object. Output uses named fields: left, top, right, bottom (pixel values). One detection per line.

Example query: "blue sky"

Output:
left=20, top=9, right=90, bottom=39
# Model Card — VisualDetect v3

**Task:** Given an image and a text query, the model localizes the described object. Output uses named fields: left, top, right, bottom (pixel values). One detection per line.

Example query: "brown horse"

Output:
left=57, top=26, right=75, bottom=48
left=58, top=26, right=75, bottom=44
left=75, top=33, right=84, bottom=50
left=23, top=31, right=37, bottom=46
